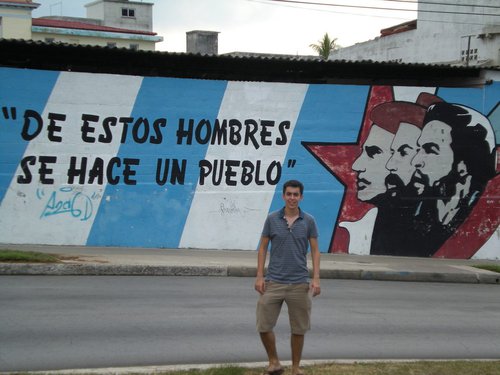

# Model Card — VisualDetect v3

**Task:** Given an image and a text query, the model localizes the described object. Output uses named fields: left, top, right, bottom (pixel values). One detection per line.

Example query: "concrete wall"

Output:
left=186, top=31, right=219, bottom=55
left=0, top=67, right=498, bottom=259
left=331, top=28, right=499, bottom=65
left=86, top=0, right=153, bottom=32
left=31, top=29, right=156, bottom=50
left=0, top=7, right=32, bottom=39
left=330, top=0, right=500, bottom=65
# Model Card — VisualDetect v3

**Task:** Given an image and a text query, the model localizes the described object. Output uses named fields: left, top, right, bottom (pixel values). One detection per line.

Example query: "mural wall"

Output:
left=0, top=67, right=498, bottom=259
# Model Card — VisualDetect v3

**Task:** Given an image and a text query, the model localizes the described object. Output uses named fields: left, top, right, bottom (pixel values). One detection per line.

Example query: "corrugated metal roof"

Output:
left=0, top=39, right=497, bottom=87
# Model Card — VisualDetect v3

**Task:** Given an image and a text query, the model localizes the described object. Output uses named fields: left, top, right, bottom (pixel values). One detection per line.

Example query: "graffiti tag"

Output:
left=220, top=199, right=241, bottom=216
left=38, top=187, right=95, bottom=221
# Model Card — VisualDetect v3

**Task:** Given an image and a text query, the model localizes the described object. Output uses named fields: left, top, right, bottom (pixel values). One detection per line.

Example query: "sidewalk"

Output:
left=1, top=244, right=499, bottom=284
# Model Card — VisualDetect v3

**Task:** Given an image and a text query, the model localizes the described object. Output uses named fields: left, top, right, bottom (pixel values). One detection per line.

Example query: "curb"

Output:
left=4, top=359, right=500, bottom=375
left=0, top=263, right=227, bottom=277
left=1, top=263, right=499, bottom=284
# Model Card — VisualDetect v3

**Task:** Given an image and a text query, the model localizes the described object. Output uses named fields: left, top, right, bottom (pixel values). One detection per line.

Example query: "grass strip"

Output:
left=153, top=361, right=500, bottom=375
left=473, top=264, right=500, bottom=273
left=0, top=249, right=61, bottom=263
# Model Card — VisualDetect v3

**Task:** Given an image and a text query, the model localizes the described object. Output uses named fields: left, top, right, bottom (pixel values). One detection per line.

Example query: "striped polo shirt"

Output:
left=262, top=207, right=319, bottom=284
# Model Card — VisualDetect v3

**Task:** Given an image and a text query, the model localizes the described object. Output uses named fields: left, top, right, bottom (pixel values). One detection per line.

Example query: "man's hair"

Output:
left=283, top=179, right=304, bottom=195
left=369, top=92, right=443, bottom=134
left=424, top=103, right=496, bottom=190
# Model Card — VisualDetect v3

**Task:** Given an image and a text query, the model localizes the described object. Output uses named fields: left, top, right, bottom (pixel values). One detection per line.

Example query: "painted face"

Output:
left=411, top=120, right=454, bottom=190
left=352, top=125, right=394, bottom=202
left=282, top=186, right=302, bottom=210
left=385, top=123, right=422, bottom=194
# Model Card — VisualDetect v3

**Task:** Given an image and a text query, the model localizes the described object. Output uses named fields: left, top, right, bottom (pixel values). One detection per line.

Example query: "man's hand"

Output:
left=310, top=278, right=321, bottom=297
left=255, top=276, right=266, bottom=295
left=309, top=237, right=321, bottom=297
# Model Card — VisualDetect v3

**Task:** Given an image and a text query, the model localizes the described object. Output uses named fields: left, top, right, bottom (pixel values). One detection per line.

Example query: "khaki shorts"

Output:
left=256, top=281, right=312, bottom=335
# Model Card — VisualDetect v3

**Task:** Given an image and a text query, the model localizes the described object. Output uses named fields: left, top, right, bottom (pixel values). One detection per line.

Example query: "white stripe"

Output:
left=471, top=227, right=500, bottom=260
left=0, top=72, right=143, bottom=245
left=393, top=86, right=437, bottom=103
left=180, top=81, right=309, bottom=250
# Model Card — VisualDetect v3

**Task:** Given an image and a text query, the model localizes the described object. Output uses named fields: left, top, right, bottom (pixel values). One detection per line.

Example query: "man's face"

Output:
left=385, top=123, right=422, bottom=196
left=282, top=186, right=302, bottom=210
left=352, top=125, right=394, bottom=202
left=411, top=120, right=454, bottom=192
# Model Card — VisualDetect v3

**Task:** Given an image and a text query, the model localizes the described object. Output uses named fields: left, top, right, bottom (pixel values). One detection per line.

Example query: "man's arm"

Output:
left=254, top=236, right=269, bottom=295
left=309, top=237, right=321, bottom=297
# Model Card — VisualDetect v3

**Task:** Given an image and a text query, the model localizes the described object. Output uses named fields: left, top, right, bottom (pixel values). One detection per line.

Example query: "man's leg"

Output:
left=286, top=284, right=311, bottom=375
left=291, top=334, right=305, bottom=375
left=257, top=282, right=285, bottom=374
left=259, top=331, right=282, bottom=372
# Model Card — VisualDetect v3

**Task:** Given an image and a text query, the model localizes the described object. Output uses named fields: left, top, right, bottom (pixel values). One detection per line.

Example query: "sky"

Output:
left=32, top=0, right=417, bottom=55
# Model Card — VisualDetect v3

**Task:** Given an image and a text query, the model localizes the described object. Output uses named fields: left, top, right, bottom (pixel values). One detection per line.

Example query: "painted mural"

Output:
left=0, top=67, right=498, bottom=259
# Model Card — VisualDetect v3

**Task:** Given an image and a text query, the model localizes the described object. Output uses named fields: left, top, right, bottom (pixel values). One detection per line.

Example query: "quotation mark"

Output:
left=2, top=106, right=17, bottom=120
left=287, top=159, right=297, bottom=168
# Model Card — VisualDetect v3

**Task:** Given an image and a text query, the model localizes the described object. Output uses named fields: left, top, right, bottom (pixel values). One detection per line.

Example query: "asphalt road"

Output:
left=1, top=276, right=499, bottom=372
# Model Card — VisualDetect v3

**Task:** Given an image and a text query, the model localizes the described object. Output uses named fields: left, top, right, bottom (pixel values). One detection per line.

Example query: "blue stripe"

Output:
left=87, top=77, right=228, bottom=247
left=268, top=84, right=369, bottom=252
left=437, top=85, right=498, bottom=119
left=0, top=68, right=60, bottom=204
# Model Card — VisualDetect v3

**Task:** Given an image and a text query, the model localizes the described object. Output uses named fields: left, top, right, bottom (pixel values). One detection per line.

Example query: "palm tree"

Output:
left=310, top=33, right=339, bottom=60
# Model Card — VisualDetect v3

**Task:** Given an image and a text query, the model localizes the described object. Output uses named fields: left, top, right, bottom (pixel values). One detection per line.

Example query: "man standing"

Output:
left=255, top=180, right=321, bottom=375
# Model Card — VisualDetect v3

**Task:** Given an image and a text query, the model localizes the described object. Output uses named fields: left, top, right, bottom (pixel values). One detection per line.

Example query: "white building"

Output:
left=0, top=0, right=162, bottom=51
left=85, top=0, right=153, bottom=32
left=0, top=0, right=38, bottom=39
left=330, top=0, right=500, bottom=66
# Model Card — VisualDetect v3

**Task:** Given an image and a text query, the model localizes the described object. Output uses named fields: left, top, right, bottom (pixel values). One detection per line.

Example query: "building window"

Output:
left=45, top=38, right=55, bottom=43
left=130, top=44, right=139, bottom=50
left=122, top=8, right=135, bottom=18
left=107, top=42, right=117, bottom=48
left=461, top=48, right=478, bottom=62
